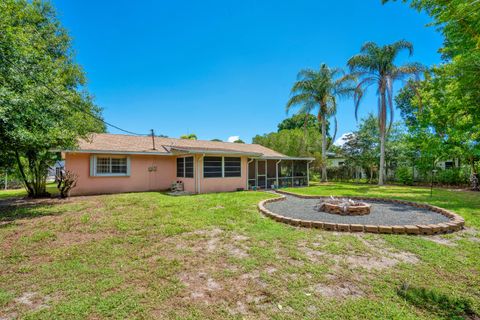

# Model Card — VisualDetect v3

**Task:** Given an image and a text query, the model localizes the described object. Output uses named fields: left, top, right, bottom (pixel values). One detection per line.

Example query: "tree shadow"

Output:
left=397, top=283, right=478, bottom=320
left=0, top=197, right=76, bottom=223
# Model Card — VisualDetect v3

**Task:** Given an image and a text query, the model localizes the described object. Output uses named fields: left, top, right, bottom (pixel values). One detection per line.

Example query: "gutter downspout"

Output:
left=197, top=154, right=204, bottom=194
left=275, top=160, right=281, bottom=189
left=247, top=158, right=254, bottom=190
left=307, top=160, right=314, bottom=187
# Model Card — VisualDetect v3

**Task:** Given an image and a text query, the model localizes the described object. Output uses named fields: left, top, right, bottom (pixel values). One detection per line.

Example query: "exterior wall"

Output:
left=65, top=152, right=249, bottom=196
left=329, top=157, right=346, bottom=168
left=65, top=153, right=176, bottom=196
left=197, top=155, right=248, bottom=193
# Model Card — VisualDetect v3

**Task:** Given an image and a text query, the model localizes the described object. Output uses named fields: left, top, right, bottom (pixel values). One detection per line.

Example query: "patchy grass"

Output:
left=0, top=183, right=479, bottom=319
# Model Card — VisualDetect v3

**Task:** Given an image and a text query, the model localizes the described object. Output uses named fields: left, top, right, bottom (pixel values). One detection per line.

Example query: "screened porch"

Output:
left=247, top=158, right=312, bottom=190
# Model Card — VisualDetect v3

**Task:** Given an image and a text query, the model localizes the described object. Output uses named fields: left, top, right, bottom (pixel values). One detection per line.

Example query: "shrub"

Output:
left=56, top=170, right=78, bottom=198
left=435, top=168, right=469, bottom=186
left=396, top=166, right=413, bottom=185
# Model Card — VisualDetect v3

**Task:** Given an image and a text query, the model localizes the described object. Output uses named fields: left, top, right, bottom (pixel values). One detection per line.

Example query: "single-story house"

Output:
left=62, top=133, right=314, bottom=196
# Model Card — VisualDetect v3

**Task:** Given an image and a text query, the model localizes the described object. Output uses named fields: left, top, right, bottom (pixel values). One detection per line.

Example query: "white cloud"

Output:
left=334, top=132, right=352, bottom=147
left=227, top=135, right=240, bottom=143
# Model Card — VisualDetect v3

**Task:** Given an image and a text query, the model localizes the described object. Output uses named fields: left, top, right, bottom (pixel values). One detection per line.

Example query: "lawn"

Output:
left=0, top=184, right=58, bottom=200
left=0, top=183, right=478, bottom=319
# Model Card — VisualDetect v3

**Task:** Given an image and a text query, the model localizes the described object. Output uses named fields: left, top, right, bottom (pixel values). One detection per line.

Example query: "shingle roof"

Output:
left=70, top=133, right=290, bottom=158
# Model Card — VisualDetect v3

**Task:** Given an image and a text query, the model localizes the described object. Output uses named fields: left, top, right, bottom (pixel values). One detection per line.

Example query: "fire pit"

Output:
left=314, top=196, right=371, bottom=216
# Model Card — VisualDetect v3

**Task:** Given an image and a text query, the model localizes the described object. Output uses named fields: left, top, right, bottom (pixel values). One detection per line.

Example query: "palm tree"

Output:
left=286, top=64, right=357, bottom=182
left=348, top=40, right=423, bottom=185
left=180, top=134, right=197, bottom=140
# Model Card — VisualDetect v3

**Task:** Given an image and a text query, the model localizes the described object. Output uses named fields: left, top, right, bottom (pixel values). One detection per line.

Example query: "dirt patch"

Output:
left=426, top=236, right=457, bottom=246
left=312, top=282, right=364, bottom=298
left=298, top=234, right=419, bottom=271
left=54, top=231, right=111, bottom=246
left=0, top=292, right=50, bottom=320
left=179, top=271, right=223, bottom=301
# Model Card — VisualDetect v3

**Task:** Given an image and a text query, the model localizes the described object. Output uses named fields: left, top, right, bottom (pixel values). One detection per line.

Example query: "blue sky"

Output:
left=53, top=0, right=443, bottom=143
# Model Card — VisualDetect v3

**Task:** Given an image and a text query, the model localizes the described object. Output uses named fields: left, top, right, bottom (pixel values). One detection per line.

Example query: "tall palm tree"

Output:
left=348, top=40, right=423, bottom=185
left=287, top=64, right=357, bottom=182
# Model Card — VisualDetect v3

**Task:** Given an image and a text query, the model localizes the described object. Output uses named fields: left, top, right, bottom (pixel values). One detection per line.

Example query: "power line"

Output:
left=2, top=55, right=148, bottom=136
left=1, top=21, right=149, bottom=136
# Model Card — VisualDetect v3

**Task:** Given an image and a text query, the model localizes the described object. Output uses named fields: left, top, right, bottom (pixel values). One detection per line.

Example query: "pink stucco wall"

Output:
left=65, top=153, right=176, bottom=196
left=65, top=153, right=248, bottom=196
left=197, top=155, right=248, bottom=193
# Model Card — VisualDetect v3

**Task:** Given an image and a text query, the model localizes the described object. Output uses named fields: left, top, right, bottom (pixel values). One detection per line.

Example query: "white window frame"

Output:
left=90, top=155, right=130, bottom=177
left=203, top=156, right=241, bottom=178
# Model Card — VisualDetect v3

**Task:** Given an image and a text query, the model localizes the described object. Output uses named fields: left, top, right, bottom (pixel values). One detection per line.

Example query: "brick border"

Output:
left=257, top=190, right=465, bottom=235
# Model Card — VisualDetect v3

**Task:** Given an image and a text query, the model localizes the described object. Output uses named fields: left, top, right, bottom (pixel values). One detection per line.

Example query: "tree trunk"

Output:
left=378, top=89, right=387, bottom=186
left=320, top=115, right=328, bottom=182
left=15, top=150, right=34, bottom=196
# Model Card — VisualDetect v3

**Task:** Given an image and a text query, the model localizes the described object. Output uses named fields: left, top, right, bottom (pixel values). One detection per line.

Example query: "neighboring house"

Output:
left=47, top=160, right=64, bottom=182
left=328, top=154, right=461, bottom=180
left=327, top=155, right=366, bottom=179
left=62, top=133, right=314, bottom=196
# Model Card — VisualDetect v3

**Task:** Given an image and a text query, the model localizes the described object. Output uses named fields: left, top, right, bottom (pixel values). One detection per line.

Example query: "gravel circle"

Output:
left=265, top=195, right=451, bottom=226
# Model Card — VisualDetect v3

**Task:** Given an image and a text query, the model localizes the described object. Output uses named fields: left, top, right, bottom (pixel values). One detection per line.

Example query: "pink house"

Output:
left=62, top=133, right=314, bottom=196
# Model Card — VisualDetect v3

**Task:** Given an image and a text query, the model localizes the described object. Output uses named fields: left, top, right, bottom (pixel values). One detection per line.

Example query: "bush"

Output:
left=56, top=170, right=78, bottom=198
left=395, top=166, right=413, bottom=185
left=435, top=168, right=469, bottom=186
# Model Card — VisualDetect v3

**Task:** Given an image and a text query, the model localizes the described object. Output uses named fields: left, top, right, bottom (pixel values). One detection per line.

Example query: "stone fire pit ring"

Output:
left=316, top=199, right=371, bottom=216
left=257, top=190, right=465, bottom=235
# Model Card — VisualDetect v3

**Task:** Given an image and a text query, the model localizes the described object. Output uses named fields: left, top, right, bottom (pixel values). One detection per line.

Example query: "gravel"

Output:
left=265, top=195, right=450, bottom=226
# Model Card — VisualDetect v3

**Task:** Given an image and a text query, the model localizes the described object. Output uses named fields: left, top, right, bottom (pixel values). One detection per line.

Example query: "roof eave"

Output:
left=59, top=149, right=172, bottom=156
left=170, top=147, right=263, bottom=157
left=260, top=156, right=315, bottom=161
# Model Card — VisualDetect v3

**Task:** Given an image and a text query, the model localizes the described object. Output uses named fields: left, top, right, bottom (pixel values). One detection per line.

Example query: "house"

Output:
left=62, top=133, right=314, bottom=196
left=47, top=160, right=64, bottom=182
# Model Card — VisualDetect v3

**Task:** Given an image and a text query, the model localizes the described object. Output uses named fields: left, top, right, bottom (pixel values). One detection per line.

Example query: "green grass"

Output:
left=0, top=183, right=58, bottom=199
left=0, top=183, right=479, bottom=319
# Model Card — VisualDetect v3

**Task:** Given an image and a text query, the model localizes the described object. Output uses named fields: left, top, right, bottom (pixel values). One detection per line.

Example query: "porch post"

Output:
left=265, top=160, right=268, bottom=189
left=307, top=160, right=313, bottom=187
left=291, top=161, right=294, bottom=187
left=276, top=160, right=281, bottom=189
left=307, top=161, right=309, bottom=187
left=247, top=158, right=254, bottom=190
left=255, top=159, right=258, bottom=189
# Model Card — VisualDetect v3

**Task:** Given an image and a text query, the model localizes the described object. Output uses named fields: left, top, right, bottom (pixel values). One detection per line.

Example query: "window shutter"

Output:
left=90, top=155, right=96, bottom=176
left=126, top=157, right=131, bottom=176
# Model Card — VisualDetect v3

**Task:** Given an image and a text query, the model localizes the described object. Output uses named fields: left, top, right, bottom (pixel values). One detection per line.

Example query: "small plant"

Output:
left=56, top=170, right=78, bottom=198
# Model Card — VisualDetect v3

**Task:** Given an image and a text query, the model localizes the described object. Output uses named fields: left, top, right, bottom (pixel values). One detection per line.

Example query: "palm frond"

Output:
left=390, top=39, right=414, bottom=57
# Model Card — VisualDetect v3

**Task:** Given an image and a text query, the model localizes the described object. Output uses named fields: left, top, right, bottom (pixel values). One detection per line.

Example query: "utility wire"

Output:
left=1, top=22, right=149, bottom=136
left=1, top=55, right=148, bottom=136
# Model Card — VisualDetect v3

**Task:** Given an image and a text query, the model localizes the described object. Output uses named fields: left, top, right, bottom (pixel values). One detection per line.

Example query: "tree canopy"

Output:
left=0, top=0, right=104, bottom=196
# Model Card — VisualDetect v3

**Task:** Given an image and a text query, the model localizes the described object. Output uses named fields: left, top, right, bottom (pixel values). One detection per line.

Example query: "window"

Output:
left=177, top=156, right=194, bottom=178
left=185, top=156, right=194, bottom=177
left=224, top=157, right=241, bottom=177
left=445, top=161, right=454, bottom=169
left=203, top=156, right=241, bottom=178
left=91, top=156, right=129, bottom=176
left=203, top=156, right=223, bottom=178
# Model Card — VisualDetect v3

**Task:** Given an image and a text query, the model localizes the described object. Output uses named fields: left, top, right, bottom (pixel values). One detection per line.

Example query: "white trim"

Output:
left=63, top=149, right=171, bottom=156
